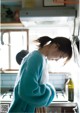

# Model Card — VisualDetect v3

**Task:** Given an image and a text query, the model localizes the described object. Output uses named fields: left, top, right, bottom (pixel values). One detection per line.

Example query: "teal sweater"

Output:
left=8, top=50, right=55, bottom=113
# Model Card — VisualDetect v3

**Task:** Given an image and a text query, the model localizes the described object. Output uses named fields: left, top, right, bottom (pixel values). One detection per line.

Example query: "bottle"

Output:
left=67, top=78, right=74, bottom=102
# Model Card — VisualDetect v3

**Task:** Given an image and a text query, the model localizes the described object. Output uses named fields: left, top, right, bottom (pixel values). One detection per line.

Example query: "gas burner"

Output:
left=53, top=89, right=68, bottom=102
left=0, top=89, right=13, bottom=102
left=2, top=92, right=13, bottom=99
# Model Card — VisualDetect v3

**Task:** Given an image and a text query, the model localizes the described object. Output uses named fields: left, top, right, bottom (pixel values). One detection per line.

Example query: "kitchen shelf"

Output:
left=0, top=23, right=26, bottom=29
left=1, top=23, right=23, bottom=26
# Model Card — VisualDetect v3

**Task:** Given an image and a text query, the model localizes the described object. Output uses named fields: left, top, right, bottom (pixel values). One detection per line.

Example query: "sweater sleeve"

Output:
left=18, top=51, right=55, bottom=107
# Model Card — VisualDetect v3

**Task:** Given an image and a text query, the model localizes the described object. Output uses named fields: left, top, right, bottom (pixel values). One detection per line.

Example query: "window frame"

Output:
left=0, top=29, right=29, bottom=72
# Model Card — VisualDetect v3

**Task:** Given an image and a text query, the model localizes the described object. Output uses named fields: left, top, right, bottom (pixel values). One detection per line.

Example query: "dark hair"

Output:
left=35, top=36, right=72, bottom=61
left=35, top=36, right=52, bottom=48
left=52, top=37, right=72, bottom=61
left=16, top=50, right=29, bottom=65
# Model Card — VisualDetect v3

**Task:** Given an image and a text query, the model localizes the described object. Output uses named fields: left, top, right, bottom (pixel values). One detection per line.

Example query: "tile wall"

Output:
left=1, top=73, right=17, bottom=88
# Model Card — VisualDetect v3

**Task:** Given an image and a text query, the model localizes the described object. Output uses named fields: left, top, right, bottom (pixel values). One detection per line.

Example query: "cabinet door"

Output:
left=47, top=106, right=61, bottom=113
left=61, top=107, right=74, bottom=113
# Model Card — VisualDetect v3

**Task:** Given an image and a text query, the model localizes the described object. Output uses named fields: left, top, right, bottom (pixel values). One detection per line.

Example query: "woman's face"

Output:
left=47, top=44, right=67, bottom=60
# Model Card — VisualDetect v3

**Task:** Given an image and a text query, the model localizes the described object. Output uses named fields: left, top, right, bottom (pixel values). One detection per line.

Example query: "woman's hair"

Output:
left=16, top=50, right=29, bottom=65
left=35, top=36, right=72, bottom=61
left=34, top=36, right=52, bottom=48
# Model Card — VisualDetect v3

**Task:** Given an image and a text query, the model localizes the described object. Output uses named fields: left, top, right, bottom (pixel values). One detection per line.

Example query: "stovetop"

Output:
left=53, top=91, right=68, bottom=102
left=0, top=89, right=68, bottom=103
left=0, top=92, right=13, bottom=102
left=0, top=89, right=13, bottom=102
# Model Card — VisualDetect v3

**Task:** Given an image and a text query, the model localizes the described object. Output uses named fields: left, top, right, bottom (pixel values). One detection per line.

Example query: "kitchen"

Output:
left=0, top=0, right=80, bottom=113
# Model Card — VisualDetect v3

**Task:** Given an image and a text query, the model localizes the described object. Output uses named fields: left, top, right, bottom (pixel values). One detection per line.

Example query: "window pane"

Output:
left=0, top=33, right=9, bottom=69
left=0, top=30, right=28, bottom=70
left=10, top=31, right=27, bottom=69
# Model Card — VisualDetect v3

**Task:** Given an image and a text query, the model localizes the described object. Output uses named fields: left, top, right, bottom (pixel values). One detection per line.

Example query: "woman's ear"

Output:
left=53, top=43, right=60, bottom=49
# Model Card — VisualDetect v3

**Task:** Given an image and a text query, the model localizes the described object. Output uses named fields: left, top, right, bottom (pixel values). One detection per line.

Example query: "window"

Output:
left=0, top=29, right=29, bottom=70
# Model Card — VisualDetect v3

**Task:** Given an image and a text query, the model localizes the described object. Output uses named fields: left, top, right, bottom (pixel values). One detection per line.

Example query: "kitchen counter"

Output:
left=47, top=102, right=78, bottom=113
left=50, top=101, right=77, bottom=107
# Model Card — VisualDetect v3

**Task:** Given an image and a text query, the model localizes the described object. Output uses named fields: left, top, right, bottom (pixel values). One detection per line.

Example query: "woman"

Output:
left=7, top=36, right=72, bottom=113
left=15, top=50, right=47, bottom=113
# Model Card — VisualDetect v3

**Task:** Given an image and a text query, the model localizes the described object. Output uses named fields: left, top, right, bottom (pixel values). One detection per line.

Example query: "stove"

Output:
left=0, top=92, right=13, bottom=102
left=0, top=73, right=69, bottom=112
left=53, top=90, right=68, bottom=102
left=0, top=89, right=13, bottom=113
left=0, top=88, right=68, bottom=113
left=0, top=90, right=68, bottom=103
left=49, top=73, right=69, bottom=102
left=0, top=90, right=68, bottom=113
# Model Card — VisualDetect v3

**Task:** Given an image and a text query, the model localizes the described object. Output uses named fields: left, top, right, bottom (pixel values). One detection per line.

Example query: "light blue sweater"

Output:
left=8, top=50, right=55, bottom=113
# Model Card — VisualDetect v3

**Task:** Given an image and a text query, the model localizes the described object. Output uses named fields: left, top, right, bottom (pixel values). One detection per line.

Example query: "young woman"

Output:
left=15, top=50, right=47, bottom=113
left=8, top=36, right=73, bottom=113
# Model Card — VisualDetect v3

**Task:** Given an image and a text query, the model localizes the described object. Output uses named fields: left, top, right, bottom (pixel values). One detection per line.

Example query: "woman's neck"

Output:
left=39, top=45, right=49, bottom=57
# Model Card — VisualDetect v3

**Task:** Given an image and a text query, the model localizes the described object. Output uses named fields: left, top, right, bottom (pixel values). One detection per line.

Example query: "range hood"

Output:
left=20, top=7, right=76, bottom=28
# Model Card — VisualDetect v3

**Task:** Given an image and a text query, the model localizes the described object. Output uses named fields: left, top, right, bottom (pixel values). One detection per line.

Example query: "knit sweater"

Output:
left=7, top=50, right=55, bottom=113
